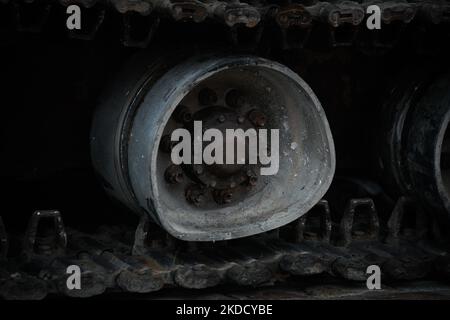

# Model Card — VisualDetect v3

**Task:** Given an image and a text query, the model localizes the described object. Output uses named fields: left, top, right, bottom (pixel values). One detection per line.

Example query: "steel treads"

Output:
left=1, top=1, right=448, bottom=39
left=1, top=195, right=447, bottom=299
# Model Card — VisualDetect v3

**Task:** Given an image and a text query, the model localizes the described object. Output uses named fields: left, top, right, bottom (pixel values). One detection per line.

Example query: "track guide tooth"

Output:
left=386, top=196, right=411, bottom=246
left=275, top=3, right=313, bottom=48
left=23, top=210, right=67, bottom=261
left=153, top=0, right=207, bottom=22
left=110, top=0, right=153, bottom=15
left=132, top=214, right=175, bottom=255
left=132, top=215, right=151, bottom=256
left=308, top=1, right=364, bottom=28
left=338, top=198, right=380, bottom=247
left=293, top=199, right=332, bottom=244
left=386, top=196, right=430, bottom=246
left=376, top=1, right=417, bottom=24
left=275, top=3, right=312, bottom=29
left=210, top=1, right=261, bottom=28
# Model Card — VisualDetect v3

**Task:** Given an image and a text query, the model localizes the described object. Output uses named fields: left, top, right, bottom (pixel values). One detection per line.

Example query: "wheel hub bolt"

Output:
left=213, top=189, right=233, bottom=204
left=198, top=87, right=218, bottom=106
left=164, top=165, right=184, bottom=184
left=194, top=165, right=204, bottom=175
left=237, top=116, right=245, bottom=124
left=248, top=109, right=267, bottom=127
left=248, top=176, right=258, bottom=186
left=218, top=114, right=226, bottom=123
left=246, top=169, right=258, bottom=186
left=185, top=184, right=206, bottom=206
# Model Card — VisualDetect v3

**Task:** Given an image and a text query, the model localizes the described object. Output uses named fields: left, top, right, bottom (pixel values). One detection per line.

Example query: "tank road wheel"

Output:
left=380, top=72, right=450, bottom=225
left=91, top=53, right=335, bottom=241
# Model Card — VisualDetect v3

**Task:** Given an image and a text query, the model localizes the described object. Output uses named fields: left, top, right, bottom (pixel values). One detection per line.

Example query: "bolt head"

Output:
left=165, top=165, right=184, bottom=184
left=194, top=165, right=204, bottom=175
left=185, top=185, right=205, bottom=206
left=248, top=109, right=267, bottom=127
left=249, top=177, right=258, bottom=186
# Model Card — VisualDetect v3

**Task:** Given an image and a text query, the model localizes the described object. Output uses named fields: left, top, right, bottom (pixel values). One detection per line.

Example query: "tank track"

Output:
left=1, top=195, right=449, bottom=299
left=0, top=0, right=449, bottom=48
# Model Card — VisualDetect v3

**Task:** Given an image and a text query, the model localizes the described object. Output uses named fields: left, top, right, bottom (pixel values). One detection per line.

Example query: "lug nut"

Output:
left=194, top=165, right=204, bottom=175
left=246, top=169, right=258, bottom=186
left=248, top=176, right=258, bottom=186
left=160, top=134, right=176, bottom=153
left=164, top=165, right=184, bottom=184
left=185, top=184, right=206, bottom=206
left=173, top=105, right=193, bottom=124
left=213, top=188, right=233, bottom=204
left=218, top=114, right=226, bottom=123
left=237, top=116, right=245, bottom=124
left=198, top=87, right=218, bottom=106
left=248, top=109, right=267, bottom=127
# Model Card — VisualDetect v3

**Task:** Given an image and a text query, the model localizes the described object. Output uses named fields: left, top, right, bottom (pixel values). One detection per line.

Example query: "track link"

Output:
left=1, top=196, right=449, bottom=299
left=0, top=1, right=449, bottom=48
